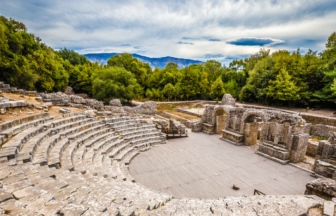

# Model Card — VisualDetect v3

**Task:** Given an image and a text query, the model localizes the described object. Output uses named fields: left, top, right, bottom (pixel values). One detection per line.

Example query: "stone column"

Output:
left=216, top=115, right=226, bottom=134
left=289, top=133, right=309, bottom=163
left=232, top=116, right=237, bottom=131
left=244, top=122, right=258, bottom=145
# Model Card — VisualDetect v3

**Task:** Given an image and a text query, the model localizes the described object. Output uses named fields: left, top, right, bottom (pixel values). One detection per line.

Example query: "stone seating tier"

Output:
left=202, top=123, right=215, bottom=134
left=0, top=100, right=29, bottom=109
left=0, top=112, right=328, bottom=215
left=0, top=115, right=172, bottom=215
left=220, top=129, right=244, bottom=145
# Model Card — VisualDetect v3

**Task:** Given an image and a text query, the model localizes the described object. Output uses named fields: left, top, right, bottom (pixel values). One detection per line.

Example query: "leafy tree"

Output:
left=56, top=48, right=90, bottom=65
left=199, top=71, right=209, bottom=99
left=179, top=66, right=199, bottom=100
left=163, top=83, right=174, bottom=101
left=210, top=77, right=225, bottom=99
left=225, top=79, right=240, bottom=98
left=240, top=56, right=275, bottom=104
left=204, top=60, right=222, bottom=85
left=265, top=68, right=300, bottom=103
left=145, top=89, right=153, bottom=99
left=92, top=67, right=141, bottom=104
left=152, top=88, right=160, bottom=100
left=107, top=53, right=151, bottom=86
left=173, top=83, right=181, bottom=101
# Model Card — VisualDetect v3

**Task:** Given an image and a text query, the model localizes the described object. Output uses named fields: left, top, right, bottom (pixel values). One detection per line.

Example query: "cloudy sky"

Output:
left=1, top=0, right=336, bottom=65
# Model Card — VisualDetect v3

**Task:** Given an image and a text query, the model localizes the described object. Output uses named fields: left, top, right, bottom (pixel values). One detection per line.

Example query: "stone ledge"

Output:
left=202, top=123, right=214, bottom=127
left=255, top=151, right=290, bottom=165
left=202, top=130, right=215, bottom=135
left=263, top=142, right=288, bottom=152
left=220, top=137, right=244, bottom=146
left=222, top=129, right=244, bottom=138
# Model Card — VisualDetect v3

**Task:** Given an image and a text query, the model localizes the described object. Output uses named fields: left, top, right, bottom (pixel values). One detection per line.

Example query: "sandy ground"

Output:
left=0, top=93, right=85, bottom=123
left=164, top=110, right=201, bottom=120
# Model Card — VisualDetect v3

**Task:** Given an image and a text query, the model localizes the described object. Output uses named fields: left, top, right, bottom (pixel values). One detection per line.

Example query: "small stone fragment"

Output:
left=323, top=201, right=335, bottom=216
left=233, top=184, right=240, bottom=190
left=59, top=108, right=71, bottom=114
left=0, top=108, right=6, bottom=115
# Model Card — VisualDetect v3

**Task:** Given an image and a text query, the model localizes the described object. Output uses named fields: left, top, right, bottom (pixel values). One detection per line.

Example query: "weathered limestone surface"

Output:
left=290, top=133, right=310, bottom=163
left=222, top=93, right=235, bottom=106
left=313, top=140, right=336, bottom=178
left=124, top=101, right=156, bottom=115
left=109, top=99, right=122, bottom=107
left=311, top=124, right=336, bottom=138
left=216, top=114, right=226, bottom=134
left=153, top=119, right=168, bottom=129
left=151, top=195, right=324, bottom=215
left=65, top=86, right=75, bottom=95
left=191, top=120, right=202, bottom=132
left=305, top=178, right=336, bottom=200
left=169, top=119, right=185, bottom=134
left=104, top=106, right=125, bottom=113
left=244, top=122, right=258, bottom=145
left=202, top=123, right=215, bottom=134
left=193, top=94, right=310, bottom=163
left=186, top=119, right=198, bottom=128
left=307, top=139, right=319, bottom=157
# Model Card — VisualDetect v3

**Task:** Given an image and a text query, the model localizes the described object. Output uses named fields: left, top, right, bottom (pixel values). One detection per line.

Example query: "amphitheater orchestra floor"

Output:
left=129, top=131, right=315, bottom=199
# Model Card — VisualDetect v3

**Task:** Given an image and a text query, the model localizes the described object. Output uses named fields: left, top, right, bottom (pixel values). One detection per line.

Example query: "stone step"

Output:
left=255, top=151, right=290, bottom=165
left=258, top=144, right=290, bottom=161
left=118, top=124, right=155, bottom=135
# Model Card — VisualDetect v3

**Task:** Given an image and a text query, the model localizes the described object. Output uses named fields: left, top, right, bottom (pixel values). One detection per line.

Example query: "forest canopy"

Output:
left=1, top=16, right=336, bottom=108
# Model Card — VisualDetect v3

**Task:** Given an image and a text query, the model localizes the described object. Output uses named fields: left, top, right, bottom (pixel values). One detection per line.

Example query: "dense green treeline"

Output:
left=1, top=16, right=336, bottom=108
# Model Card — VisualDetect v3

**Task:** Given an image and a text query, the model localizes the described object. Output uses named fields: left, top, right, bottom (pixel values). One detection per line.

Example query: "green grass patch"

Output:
left=311, top=135, right=328, bottom=140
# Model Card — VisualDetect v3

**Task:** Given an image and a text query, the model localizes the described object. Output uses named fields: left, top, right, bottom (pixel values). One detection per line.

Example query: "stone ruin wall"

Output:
left=192, top=94, right=313, bottom=163
left=0, top=81, right=157, bottom=117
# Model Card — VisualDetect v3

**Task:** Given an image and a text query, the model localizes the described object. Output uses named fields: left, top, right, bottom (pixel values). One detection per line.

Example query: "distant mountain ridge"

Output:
left=83, top=53, right=203, bottom=69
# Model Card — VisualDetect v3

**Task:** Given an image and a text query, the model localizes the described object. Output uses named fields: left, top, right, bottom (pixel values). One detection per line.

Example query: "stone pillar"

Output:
left=216, top=115, right=226, bottom=134
left=244, top=122, right=258, bottom=145
left=289, top=133, right=309, bottom=163
left=313, top=140, right=332, bottom=173
left=232, top=116, right=237, bottom=131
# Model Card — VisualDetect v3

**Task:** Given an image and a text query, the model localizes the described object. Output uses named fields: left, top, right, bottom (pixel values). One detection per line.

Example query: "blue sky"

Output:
left=1, top=0, right=336, bottom=65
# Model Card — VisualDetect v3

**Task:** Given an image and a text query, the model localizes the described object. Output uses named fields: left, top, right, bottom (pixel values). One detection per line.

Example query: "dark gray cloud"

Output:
left=204, top=54, right=224, bottom=58
left=226, top=38, right=281, bottom=46
left=208, top=39, right=221, bottom=41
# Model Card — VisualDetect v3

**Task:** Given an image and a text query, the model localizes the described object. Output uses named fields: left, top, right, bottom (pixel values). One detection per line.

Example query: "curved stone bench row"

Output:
left=144, top=195, right=325, bottom=216
left=0, top=115, right=113, bottom=214
left=118, top=124, right=156, bottom=136
left=0, top=100, right=28, bottom=109
left=0, top=112, right=331, bottom=215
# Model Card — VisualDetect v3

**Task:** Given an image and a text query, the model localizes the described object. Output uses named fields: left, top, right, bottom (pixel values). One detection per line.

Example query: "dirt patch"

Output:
left=295, top=162, right=314, bottom=171
left=164, top=110, right=201, bottom=120
left=310, top=137, right=320, bottom=142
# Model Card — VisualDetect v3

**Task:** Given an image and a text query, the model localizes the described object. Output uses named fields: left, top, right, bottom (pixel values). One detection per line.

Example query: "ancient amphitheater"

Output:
left=0, top=82, right=336, bottom=215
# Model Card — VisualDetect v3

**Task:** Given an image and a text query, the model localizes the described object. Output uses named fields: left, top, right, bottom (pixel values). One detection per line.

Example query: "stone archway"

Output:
left=214, top=108, right=227, bottom=134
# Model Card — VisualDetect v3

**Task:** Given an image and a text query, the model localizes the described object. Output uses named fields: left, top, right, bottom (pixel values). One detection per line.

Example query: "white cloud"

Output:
left=0, top=0, right=335, bottom=65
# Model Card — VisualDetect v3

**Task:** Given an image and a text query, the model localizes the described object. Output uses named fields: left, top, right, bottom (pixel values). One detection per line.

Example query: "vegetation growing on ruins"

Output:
left=1, top=16, right=336, bottom=108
